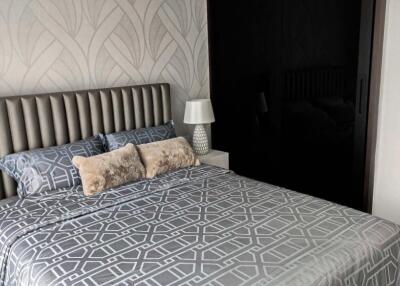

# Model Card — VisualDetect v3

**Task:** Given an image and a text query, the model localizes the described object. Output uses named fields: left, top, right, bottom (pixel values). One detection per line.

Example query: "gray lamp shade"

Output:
left=184, top=99, right=215, bottom=124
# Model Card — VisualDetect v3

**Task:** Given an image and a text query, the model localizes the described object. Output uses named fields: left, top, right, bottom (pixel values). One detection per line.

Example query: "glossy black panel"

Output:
left=208, top=0, right=373, bottom=211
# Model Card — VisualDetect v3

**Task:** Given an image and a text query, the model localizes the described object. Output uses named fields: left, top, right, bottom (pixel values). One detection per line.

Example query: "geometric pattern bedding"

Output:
left=0, top=165, right=399, bottom=286
left=103, top=121, right=176, bottom=151
left=0, top=136, right=105, bottom=197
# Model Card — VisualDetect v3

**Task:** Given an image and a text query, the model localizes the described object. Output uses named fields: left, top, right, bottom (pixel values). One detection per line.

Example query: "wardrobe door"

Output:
left=208, top=0, right=375, bottom=212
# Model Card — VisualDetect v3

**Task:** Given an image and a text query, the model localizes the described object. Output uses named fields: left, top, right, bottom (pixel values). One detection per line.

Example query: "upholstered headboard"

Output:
left=0, top=83, right=172, bottom=199
left=284, top=67, right=345, bottom=101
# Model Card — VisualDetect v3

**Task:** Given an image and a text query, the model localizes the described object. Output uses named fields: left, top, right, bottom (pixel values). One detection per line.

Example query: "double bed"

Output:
left=0, top=83, right=399, bottom=285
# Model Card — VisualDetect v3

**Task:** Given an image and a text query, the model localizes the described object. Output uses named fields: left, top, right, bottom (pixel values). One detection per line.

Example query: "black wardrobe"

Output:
left=208, top=0, right=376, bottom=211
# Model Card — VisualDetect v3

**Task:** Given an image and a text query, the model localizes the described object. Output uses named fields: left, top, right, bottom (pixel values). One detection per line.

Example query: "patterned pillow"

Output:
left=103, top=121, right=176, bottom=151
left=0, top=136, right=105, bottom=197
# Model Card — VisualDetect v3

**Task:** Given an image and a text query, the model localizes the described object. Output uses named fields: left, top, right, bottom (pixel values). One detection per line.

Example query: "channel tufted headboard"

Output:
left=0, top=83, right=172, bottom=199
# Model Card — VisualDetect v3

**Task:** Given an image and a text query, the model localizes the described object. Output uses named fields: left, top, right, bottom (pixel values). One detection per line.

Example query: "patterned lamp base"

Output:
left=193, top=124, right=209, bottom=155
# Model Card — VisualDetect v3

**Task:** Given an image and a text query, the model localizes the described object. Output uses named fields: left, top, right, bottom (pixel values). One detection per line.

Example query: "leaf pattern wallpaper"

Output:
left=0, top=0, right=209, bottom=134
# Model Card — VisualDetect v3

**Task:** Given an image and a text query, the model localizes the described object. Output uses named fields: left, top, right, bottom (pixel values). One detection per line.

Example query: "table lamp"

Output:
left=184, top=99, right=215, bottom=155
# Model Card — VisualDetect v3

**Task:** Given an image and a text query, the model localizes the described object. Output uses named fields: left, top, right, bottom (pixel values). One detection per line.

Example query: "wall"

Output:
left=372, top=0, right=400, bottom=224
left=0, top=0, right=209, bottom=135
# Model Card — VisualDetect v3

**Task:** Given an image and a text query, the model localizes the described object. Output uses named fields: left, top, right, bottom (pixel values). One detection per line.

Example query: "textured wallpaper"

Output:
left=0, top=0, right=209, bottom=134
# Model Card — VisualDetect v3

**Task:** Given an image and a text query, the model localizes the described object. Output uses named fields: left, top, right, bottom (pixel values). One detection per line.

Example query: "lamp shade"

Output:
left=256, top=92, right=268, bottom=113
left=184, top=99, right=215, bottom=124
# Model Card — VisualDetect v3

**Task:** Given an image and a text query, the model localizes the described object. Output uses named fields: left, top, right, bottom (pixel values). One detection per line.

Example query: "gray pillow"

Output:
left=0, top=136, right=105, bottom=197
left=103, top=121, right=176, bottom=151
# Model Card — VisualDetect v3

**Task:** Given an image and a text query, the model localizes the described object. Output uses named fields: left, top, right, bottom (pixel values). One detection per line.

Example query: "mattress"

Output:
left=0, top=165, right=399, bottom=286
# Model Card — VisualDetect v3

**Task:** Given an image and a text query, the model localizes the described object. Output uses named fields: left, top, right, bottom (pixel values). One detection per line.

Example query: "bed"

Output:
left=0, top=84, right=399, bottom=285
left=282, top=67, right=355, bottom=146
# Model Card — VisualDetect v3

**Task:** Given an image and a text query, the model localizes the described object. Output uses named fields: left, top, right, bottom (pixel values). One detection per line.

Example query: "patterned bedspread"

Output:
left=0, top=165, right=399, bottom=286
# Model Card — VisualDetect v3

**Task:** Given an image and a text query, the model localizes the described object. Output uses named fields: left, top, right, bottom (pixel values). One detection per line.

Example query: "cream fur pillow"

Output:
left=137, top=137, right=200, bottom=178
left=73, top=143, right=145, bottom=196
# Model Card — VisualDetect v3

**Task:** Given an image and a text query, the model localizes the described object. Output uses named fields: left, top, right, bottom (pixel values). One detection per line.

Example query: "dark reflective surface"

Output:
left=208, top=0, right=373, bottom=211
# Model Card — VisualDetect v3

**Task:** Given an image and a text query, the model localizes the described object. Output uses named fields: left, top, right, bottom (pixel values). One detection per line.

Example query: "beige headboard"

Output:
left=0, top=83, right=172, bottom=199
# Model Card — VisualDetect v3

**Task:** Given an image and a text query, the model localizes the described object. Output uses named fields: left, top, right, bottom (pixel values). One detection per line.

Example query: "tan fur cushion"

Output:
left=137, top=137, right=200, bottom=178
left=72, top=143, right=145, bottom=196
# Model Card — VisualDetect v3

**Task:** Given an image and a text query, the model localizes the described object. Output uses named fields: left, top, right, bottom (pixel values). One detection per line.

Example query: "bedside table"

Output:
left=198, top=150, right=229, bottom=169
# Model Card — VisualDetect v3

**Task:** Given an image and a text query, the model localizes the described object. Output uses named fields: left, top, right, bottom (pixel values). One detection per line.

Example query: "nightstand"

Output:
left=198, top=150, right=229, bottom=169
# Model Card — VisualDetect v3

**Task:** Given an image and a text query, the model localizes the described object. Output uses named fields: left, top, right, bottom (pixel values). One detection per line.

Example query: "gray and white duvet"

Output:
left=0, top=165, right=399, bottom=286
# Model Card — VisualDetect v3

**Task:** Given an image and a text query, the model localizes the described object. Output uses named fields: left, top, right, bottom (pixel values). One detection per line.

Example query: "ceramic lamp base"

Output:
left=193, top=124, right=209, bottom=155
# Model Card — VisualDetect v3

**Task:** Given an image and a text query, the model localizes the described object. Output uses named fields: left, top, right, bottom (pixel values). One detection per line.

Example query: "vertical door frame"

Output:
left=363, top=0, right=387, bottom=213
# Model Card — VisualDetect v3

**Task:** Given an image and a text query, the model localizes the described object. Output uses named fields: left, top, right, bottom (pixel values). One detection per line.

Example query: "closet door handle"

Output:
left=358, top=77, right=365, bottom=115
